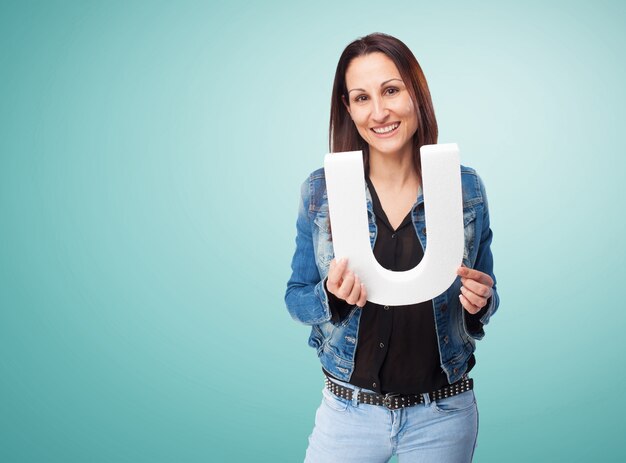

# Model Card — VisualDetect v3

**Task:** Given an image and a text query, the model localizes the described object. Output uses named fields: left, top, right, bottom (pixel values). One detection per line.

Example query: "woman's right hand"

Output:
left=326, top=258, right=368, bottom=308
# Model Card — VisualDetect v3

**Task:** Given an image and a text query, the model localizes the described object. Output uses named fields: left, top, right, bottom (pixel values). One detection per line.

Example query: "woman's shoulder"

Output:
left=299, top=167, right=328, bottom=212
left=306, top=167, right=326, bottom=183
left=309, top=166, right=325, bottom=176
left=460, top=164, right=477, bottom=175
left=460, top=164, right=489, bottom=205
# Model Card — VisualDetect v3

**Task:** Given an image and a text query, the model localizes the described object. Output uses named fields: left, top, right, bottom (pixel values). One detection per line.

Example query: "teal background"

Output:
left=2, top=0, right=625, bottom=461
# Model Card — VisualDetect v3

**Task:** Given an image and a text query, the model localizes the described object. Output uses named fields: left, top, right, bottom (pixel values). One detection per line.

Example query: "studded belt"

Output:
left=324, top=376, right=473, bottom=410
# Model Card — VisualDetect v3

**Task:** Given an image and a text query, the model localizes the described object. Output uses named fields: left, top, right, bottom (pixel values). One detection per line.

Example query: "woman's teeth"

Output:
left=372, top=123, right=399, bottom=134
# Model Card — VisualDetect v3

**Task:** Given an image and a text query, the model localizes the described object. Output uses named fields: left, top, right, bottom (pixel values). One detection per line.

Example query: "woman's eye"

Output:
left=385, top=87, right=399, bottom=95
left=354, top=95, right=367, bottom=103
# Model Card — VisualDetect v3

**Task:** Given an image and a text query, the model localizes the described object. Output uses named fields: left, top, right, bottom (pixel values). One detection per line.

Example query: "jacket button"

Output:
left=379, top=342, right=385, bottom=348
left=453, top=368, right=459, bottom=374
left=422, top=227, right=427, bottom=235
left=441, top=304, right=447, bottom=312
left=384, top=305, right=390, bottom=310
left=373, top=382, right=377, bottom=388
left=444, top=336, right=449, bottom=344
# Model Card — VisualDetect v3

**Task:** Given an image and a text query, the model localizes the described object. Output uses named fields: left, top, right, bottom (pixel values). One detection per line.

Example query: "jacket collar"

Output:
left=364, top=182, right=424, bottom=222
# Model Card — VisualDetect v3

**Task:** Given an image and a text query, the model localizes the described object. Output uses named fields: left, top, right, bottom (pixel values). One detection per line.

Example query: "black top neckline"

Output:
left=365, top=174, right=414, bottom=233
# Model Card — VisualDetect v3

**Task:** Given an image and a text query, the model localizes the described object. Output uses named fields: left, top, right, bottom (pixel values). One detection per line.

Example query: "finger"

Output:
left=356, top=282, right=367, bottom=308
left=460, top=277, right=492, bottom=299
left=460, top=285, right=488, bottom=309
left=327, top=258, right=347, bottom=290
left=459, top=293, right=481, bottom=314
left=457, top=266, right=494, bottom=286
left=337, top=271, right=355, bottom=301
left=345, top=275, right=362, bottom=305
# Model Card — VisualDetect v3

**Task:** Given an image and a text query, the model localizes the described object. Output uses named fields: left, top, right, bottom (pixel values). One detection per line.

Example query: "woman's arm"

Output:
left=284, top=179, right=334, bottom=325
left=459, top=174, right=500, bottom=339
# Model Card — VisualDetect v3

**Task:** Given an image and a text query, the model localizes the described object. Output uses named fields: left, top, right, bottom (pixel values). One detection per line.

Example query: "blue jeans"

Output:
left=305, top=377, right=479, bottom=462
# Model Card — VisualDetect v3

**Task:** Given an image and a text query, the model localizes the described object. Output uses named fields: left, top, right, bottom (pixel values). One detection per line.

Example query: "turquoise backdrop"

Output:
left=2, top=1, right=625, bottom=461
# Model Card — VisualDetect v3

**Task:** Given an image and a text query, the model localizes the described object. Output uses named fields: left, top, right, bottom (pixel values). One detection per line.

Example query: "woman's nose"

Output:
left=371, top=97, right=389, bottom=122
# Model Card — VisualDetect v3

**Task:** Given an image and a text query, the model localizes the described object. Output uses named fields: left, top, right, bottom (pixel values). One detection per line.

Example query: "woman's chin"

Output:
left=368, top=141, right=413, bottom=158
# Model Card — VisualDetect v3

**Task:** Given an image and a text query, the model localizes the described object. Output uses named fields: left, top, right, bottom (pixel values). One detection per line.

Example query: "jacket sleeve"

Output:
left=325, top=279, right=355, bottom=322
left=284, top=178, right=334, bottom=325
left=463, top=173, right=500, bottom=340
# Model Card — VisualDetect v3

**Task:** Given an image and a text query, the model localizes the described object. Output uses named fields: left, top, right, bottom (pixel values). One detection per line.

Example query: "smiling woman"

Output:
left=285, top=33, right=499, bottom=463
left=329, top=33, right=438, bottom=180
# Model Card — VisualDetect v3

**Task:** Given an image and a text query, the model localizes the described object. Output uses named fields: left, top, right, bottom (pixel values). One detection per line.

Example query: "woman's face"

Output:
left=344, top=52, right=418, bottom=159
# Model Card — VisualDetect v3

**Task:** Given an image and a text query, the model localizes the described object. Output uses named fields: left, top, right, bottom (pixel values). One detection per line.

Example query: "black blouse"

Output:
left=325, top=176, right=480, bottom=394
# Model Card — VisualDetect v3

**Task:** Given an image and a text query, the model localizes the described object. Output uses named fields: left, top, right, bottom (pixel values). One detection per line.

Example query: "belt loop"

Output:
left=422, top=392, right=431, bottom=406
left=352, top=385, right=361, bottom=408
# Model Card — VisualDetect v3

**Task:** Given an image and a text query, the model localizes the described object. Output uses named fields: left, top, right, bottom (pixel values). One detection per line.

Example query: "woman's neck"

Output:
left=368, top=148, right=419, bottom=191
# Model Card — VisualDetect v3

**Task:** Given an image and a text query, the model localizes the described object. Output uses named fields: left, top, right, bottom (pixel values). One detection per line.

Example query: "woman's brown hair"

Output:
left=329, top=33, right=438, bottom=180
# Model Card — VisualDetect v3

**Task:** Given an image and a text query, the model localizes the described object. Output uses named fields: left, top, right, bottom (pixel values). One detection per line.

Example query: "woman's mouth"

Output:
left=371, top=122, right=400, bottom=137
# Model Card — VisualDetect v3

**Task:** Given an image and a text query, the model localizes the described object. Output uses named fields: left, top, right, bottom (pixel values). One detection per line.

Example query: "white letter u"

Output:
left=324, top=143, right=464, bottom=305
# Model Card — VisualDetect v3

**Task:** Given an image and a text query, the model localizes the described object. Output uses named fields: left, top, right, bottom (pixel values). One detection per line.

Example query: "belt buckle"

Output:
left=382, top=393, right=400, bottom=409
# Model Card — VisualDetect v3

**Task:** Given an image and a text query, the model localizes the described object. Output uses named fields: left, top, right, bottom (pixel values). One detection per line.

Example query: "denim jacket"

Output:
left=285, top=165, right=499, bottom=385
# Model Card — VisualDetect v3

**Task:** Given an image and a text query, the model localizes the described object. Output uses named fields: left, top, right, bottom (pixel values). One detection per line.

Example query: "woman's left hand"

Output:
left=456, top=266, right=494, bottom=315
